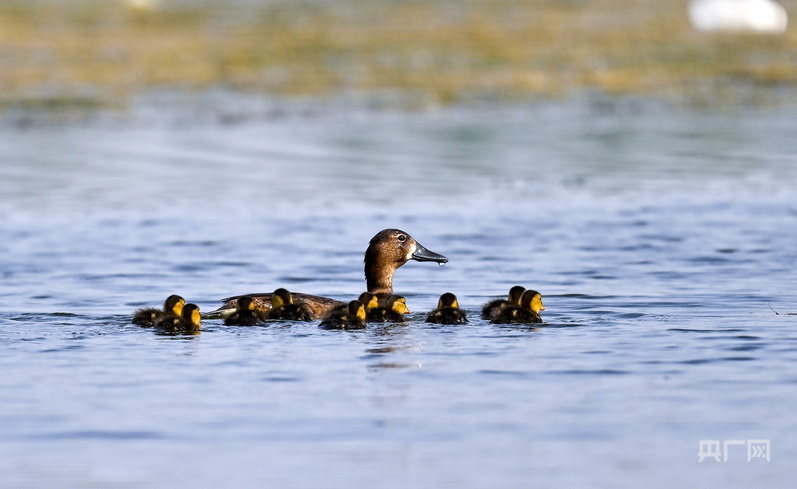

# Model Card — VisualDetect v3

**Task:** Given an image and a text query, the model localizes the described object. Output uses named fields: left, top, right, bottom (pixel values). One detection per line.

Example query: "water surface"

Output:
left=1, top=93, right=796, bottom=488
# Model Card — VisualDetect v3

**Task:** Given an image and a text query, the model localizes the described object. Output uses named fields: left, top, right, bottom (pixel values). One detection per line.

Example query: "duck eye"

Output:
left=397, top=234, right=406, bottom=242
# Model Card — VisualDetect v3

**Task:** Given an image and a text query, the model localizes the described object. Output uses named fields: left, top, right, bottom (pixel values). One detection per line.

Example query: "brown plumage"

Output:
left=212, top=229, right=447, bottom=319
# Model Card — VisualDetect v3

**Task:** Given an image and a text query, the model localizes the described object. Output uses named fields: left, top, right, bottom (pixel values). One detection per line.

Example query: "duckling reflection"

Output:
left=367, top=294, right=410, bottom=323
left=481, top=286, right=525, bottom=320
left=155, top=303, right=202, bottom=332
left=132, top=294, right=184, bottom=327
left=426, top=292, right=468, bottom=325
left=319, top=300, right=367, bottom=330
left=268, top=288, right=313, bottom=321
left=491, top=290, right=545, bottom=324
left=224, top=296, right=268, bottom=326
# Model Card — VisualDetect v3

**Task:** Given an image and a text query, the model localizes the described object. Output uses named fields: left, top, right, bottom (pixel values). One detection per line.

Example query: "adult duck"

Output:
left=211, top=229, right=448, bottom=319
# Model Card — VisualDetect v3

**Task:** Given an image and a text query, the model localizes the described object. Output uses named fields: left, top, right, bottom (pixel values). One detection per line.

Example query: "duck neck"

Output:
left=365, top=261, right=398, bottom=296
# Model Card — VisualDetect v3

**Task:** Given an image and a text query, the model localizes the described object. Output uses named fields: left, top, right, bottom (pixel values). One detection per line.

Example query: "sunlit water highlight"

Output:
left=1, top=93, right=796, bottom=488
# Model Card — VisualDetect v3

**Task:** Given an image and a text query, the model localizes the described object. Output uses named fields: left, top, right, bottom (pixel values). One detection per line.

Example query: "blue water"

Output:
left=1, top=93, right=796, bottom=488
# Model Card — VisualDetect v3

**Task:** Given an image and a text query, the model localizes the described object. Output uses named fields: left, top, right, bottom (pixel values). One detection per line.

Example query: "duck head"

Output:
left=182, top=303, right=202, bottom=330
left=349, top=300, right=366, bottom=322
left=507, top=286, right=526, bottom=306
left=164, top=294, right=185, bottom=316
left=237, top=296, right=255, bottom=311
left=271, top=288, right=294, bottom=308
left=386, top=294, right=411, bottom=314
left=438, top=292, right=459, bottom=309
left=521, top=290, right=545, bottom=314
left=357, top=292, right=380, bottom=312
left=364, top=229, right=448, bottom=296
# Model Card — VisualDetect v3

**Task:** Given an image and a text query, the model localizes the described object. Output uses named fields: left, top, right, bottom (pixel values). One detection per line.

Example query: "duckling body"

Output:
left=319, top=300, right=367, bottom=330
left=491, top=290, right=545, bottom=324
left=224, top=296, right=268, bottom=326
left=480, top=286, right=525, bottom=320
left=267, top=288, right=313, bottom=322
left=132, top=294, right=185, bottom=327
left=367, top=294, right=410, bottom=323
left=213, top=229, right=447, bottom=319
left=156, top=303, right=202, bottom=332
left=426, top=292, right=468, bottom=325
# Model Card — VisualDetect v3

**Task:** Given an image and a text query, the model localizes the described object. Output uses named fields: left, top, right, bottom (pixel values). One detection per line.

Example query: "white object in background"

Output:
left=688, top=0, right=788, bottom=33
left=124, top=0, right=160, bottom=12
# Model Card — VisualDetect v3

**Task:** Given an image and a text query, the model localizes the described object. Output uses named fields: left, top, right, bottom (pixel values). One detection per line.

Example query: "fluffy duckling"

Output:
left=367, top=294, right=410, bottom=323
left=224, top=296, right=268, bottom=326
left=267, top=288, right=313, bottom=321
left=132, top=294, right=185, bottom=327
left=214, top=228, right=448, bottom=319
left=480, top=286, right=525, bottom=320
left=358, top=292, right=380, bottom=315
left=426, top=292, right=468, bottom=325
left=491, top=290, right=545, bottom=324
left=319, top=300, right=367, bottom=330
left=155, top=303, right=202, bottom=332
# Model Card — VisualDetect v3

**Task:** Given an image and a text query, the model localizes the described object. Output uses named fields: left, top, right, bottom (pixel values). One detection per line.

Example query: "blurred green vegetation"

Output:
left=2, top=0, right=797, bottom=109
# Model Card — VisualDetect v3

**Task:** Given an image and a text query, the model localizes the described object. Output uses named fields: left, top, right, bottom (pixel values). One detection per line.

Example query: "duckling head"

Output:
left=349, top=300, right=366, bottom=322
left=508, top=286, right=526, bottom=305
left=521, top=290, right=545, bottom=314
left=438, top=292, right=459, bottom=309
left=364, top=229, right=448, bottom=296
left=237, top=296, right=255, bottom=311
left=164, top=294, right=185, bottom=316
left=182, top=303, right=202, bottom=329
left=387, top=294, right=411, bottom=314
left=357, top=292, right=380, bottom=312
left=271, top=288, right=294, bottom=309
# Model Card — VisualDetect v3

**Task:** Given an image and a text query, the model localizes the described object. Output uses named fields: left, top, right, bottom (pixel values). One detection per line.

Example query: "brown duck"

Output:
left=211, top=229, right=448, bottom=319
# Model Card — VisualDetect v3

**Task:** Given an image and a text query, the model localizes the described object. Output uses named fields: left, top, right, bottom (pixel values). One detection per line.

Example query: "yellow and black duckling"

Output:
left=490, top=290, right=545, bottom=324
left=155, top=303, right=202, bottom=332
left=480, top=285, right=526, bottom=320
left=224, top=296, right=268, bottom=326
left=358, top=292, right=380, bottom=316
left=426, top=292, right=468, bottom=325
left=213, top=229, right=448, bottom=319
left=267, top=288, right=313, bottom=322
left=319, top=300, right=367, bottom=330
left=132, top=294, right=185, bottom=327
left=367, top=294, right=411, bottom=323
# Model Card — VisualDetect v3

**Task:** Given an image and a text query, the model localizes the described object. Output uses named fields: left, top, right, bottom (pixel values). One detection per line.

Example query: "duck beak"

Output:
left=411, top=242, right=448, bottom=263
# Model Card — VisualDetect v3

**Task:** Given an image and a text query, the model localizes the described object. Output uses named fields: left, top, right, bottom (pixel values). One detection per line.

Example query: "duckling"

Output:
left=367, top=294, right=411, bottom=323
left=426, top=292, right=468, bottom=325
left=491, top=290, right=545, bottom=324
left=268, top=288, right=313, bottom=321
left=224, top=296, right=268, bottom=326
left=358, top=292, right=380, bottom=315
left=213, top=229, right=448, bottom=319
left=480, top=285, right=525, bottom=320
left=319, top=300, right=367, bottom=330
left=132, top=294, right=185, bottom=327
left=155, top=303, right=202, bottom=332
